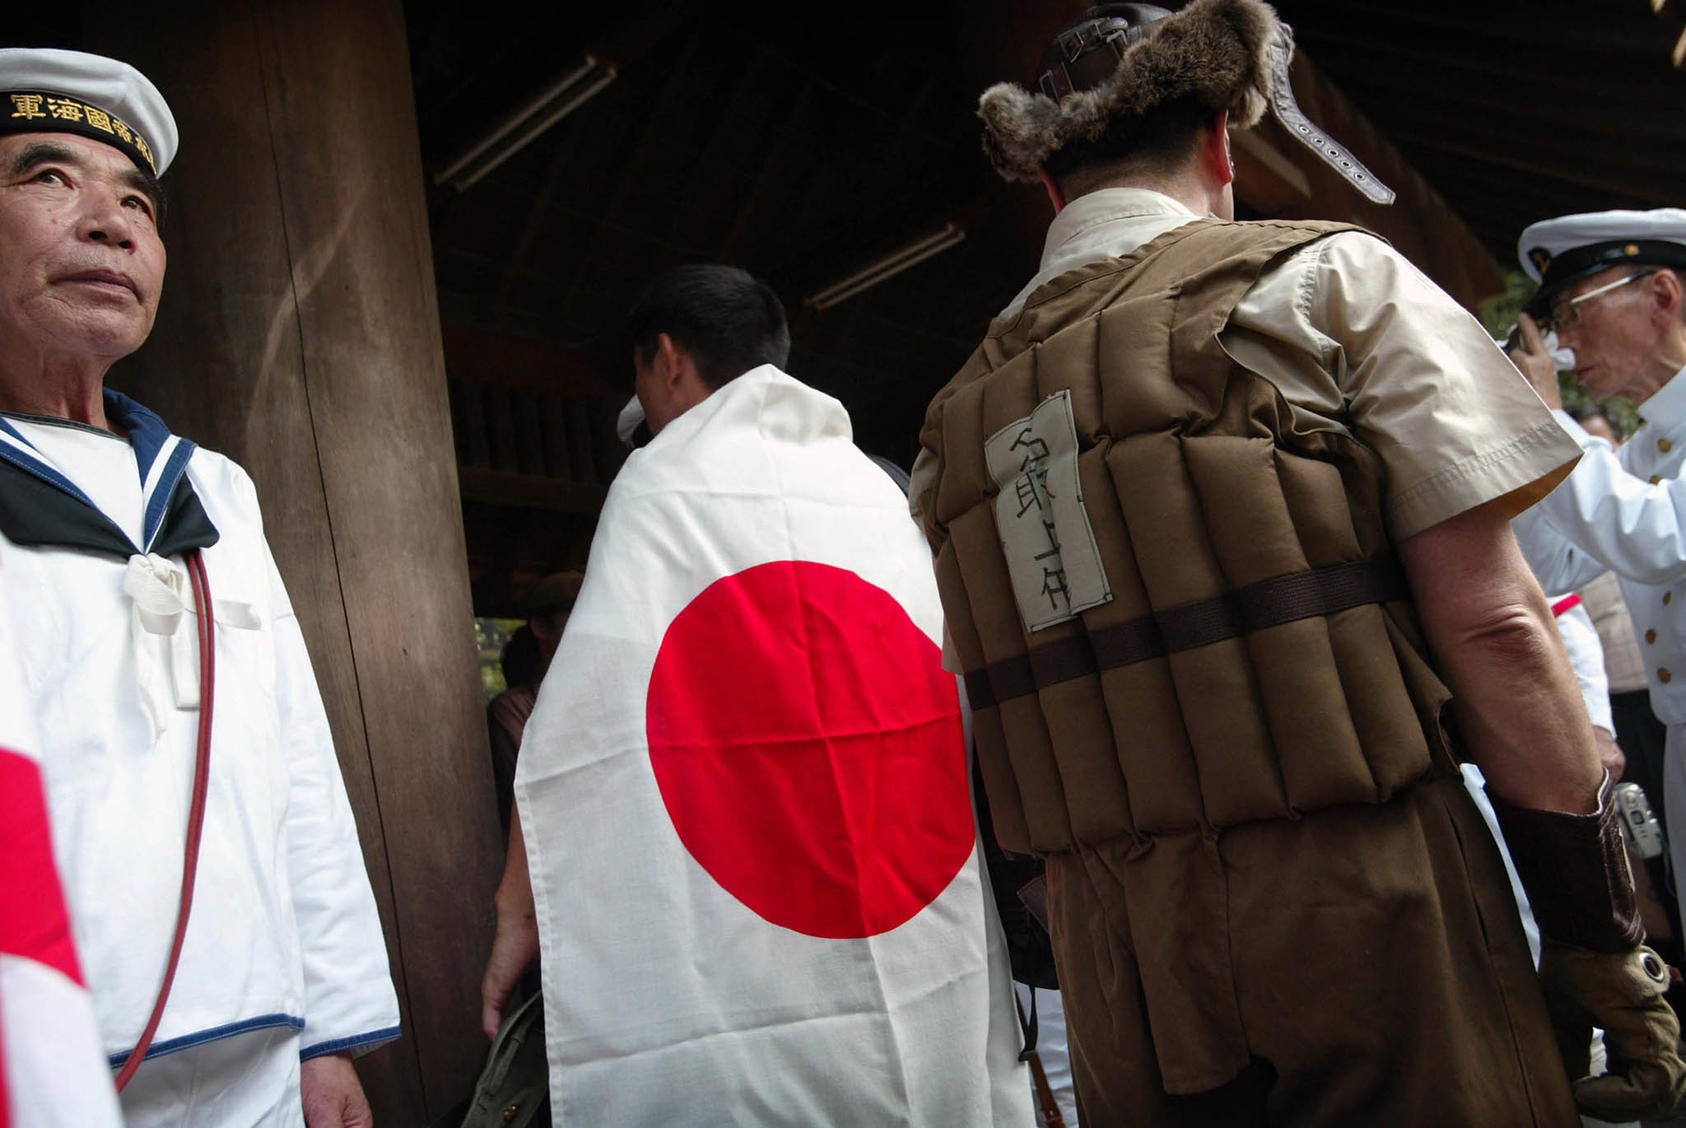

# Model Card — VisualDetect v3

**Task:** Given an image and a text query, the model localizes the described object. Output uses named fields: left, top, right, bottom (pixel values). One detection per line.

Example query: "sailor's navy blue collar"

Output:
left=0, top=388, right=219, bottom=559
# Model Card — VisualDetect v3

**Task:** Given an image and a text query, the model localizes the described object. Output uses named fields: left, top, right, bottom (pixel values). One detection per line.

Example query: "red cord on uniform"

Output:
left=114, top=550, right=215, bottom=1093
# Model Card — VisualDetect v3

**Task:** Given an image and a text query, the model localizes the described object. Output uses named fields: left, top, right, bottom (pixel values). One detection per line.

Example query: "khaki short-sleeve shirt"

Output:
left=994, top=188, right=1579, bottom=541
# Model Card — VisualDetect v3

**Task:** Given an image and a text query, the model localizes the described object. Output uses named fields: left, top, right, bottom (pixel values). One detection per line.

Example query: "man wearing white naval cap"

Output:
left=1509, top=207, right=1686, bottom=933
left=0, top=47, right=399, bottom=1125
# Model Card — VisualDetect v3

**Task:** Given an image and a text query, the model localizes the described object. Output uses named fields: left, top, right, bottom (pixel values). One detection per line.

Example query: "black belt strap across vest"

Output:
left=963, top=555, right=1408, bottom=711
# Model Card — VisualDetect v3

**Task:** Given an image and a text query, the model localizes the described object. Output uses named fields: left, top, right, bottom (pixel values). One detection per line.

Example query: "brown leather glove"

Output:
left=1538, top=941, right=1686, bottom=1121
left=1491, top=773, right=1686, bottom=1119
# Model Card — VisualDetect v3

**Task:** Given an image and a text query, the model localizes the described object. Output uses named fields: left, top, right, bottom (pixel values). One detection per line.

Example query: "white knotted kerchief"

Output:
left=122, top=552, right=260, bottom=734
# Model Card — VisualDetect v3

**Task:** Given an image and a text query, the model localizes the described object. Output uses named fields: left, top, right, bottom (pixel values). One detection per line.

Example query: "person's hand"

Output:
left=1540, top=941, right=1686, bottom=1121
left=1595, top=727, right=1627, bottom=783
left=301, top=1052, right=373, bottom=1128
left=1508, top=312, right=1563, bottom=409
left=481, top=897, right=540, bottom=1039
left=482, top=809, right=541, bottom=1039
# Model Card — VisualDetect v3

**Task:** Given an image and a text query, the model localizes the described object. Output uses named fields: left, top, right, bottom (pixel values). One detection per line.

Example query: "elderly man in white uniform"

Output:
left=0, top=48, right=399, bottom=1125
left=1509, top=207, right=1686, bottom=927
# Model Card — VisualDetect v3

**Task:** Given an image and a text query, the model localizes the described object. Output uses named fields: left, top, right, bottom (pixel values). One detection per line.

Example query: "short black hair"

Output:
left=1047, top=94, right=1214, bottom=200
left=139, top=165, right=168, bottom=228
left=626, top=264, right=791, bottom=390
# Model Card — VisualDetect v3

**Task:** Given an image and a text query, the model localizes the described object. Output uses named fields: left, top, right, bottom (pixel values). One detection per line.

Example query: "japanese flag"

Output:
left=514, top=366, right=1031, bottom=1126
left=0, top=550, right=122, bottom=1128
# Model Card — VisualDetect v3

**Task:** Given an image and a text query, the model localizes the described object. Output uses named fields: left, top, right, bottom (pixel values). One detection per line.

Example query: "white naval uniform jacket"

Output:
left=1512, top=364, right=1686, bottom=724
left=0, top=391, right=399, bottom=1074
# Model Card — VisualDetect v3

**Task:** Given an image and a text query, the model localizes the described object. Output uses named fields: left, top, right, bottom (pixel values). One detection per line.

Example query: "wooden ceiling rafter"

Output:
left=753, top=36, right=961, bottom=153
left=1283, top=1, right=1685, bottom=57
left=1310, top=46, right=1686, bottom=137
left=1383, top=129, right=1674, bottom=207
left=718, top=81, right=817, bottom=261
left=410, top=0, right=1686, bottom=613
left=671, top=44, right=802, bottom=227
left=1294, top=28, right=1675, bottom=99
left=553, top=22, right=713, bottom=316
left=1419, top=169, right=1632, bottom=236
left=1382, top=121, right=1674, bottom=199
left=490, top=114, right=589, bottom=310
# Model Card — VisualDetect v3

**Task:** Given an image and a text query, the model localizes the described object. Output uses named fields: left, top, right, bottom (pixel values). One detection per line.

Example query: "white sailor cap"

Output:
left=0, top=47, right=177, bottom=176
left=1518, top=208, right=1686, bottom=317
left=615, top=394, right=649, bottom=448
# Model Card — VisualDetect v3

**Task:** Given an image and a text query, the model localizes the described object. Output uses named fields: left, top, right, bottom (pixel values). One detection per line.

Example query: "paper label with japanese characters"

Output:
left=984, top=390, right=1111, bottom=632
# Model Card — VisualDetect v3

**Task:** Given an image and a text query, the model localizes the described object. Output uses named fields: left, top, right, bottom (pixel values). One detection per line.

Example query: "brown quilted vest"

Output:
left=919, top=217, right=1461, bottom=856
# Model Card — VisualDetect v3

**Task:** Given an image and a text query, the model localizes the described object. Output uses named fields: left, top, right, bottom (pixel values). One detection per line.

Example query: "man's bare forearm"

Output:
left=1398, top=500, right=1603, bottom=813
left=481, top=807, right=540, bottom=1039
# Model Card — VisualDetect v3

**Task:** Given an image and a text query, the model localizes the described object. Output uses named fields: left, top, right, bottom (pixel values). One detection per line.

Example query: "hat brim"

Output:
left=1523, top=239, right=1686, bottom=319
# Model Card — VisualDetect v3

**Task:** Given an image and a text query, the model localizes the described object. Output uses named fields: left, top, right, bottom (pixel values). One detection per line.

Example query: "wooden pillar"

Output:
left=81, top=1, right=504, bottom=1121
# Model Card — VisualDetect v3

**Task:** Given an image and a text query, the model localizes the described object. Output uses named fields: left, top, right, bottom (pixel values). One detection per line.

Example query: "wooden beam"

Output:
left=719, top=81, right=815, bottom=259
left=441, top=321, right=618, bottom=397
left=1232, top=128, right=1314, bottom=216
left=459, top=467, right=610, bottom=513
left=559, top=25, right=710, bottom=295
left=1297, top=26, right=1680, bottom=98
left=84, top=1, right=504, bottom=1120
left=1240, top=51, right=1506, bottom=306
left=1381, top=128, right=1678, bottom=207
left=1283, top=1, right=1685, bottom=57
left=490, top=110, right=587, bottom=308
left=1303, top=50, right=1686, bottom=150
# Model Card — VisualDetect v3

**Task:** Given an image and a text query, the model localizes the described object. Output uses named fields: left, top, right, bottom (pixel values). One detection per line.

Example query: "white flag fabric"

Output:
left=0, top=551, right=122, bottom=1128
left=515, top=365, right=1031, bottom=1126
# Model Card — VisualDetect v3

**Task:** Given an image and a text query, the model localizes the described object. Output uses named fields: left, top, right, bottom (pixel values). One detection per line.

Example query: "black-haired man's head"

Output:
left=626, top=264, right=790, bottom=434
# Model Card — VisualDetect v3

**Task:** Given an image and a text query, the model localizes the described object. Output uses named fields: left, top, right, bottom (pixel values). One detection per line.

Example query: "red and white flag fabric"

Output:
left=0, top=550, right=122, bottom=1128
left=515, top=365, right=1031, bottom=1126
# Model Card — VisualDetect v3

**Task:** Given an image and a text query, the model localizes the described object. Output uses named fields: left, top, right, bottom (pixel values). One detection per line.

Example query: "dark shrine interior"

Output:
left=11, top=0, right=1684, bottom=614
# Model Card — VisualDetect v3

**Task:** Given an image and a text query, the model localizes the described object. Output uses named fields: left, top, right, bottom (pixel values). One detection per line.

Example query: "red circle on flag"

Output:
left=646, top=561, right=972, bottom=939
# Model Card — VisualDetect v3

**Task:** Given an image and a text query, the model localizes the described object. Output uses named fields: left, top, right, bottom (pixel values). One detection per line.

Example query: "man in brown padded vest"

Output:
left=911, top=2, right=1686, bottom=1124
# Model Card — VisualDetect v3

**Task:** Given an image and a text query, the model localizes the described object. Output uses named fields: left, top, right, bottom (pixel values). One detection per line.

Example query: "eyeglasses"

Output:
left=1545, top=270, right=1655, bottom=335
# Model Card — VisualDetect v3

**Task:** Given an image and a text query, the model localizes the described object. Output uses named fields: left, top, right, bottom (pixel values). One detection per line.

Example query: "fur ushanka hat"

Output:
left=979, top=0, right=1395, bottom=205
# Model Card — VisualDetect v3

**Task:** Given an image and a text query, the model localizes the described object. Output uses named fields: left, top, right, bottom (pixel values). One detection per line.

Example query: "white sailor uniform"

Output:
left=0, top=390, right=399, bottom=1125
left=1513, top=364, right=1686, bottom=914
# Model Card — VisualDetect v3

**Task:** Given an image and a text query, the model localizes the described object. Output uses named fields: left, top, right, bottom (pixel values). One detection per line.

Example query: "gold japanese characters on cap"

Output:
left=6, top=89, right=157, bottom=173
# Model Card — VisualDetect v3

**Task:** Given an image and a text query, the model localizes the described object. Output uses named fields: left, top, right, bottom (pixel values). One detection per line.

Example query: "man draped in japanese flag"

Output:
left=0, top=548, right=122, bottom=1128
left=480, top=265, right=1032, bottom=1125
